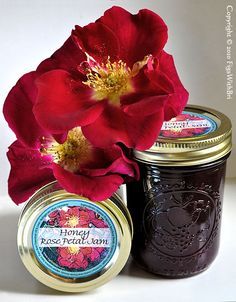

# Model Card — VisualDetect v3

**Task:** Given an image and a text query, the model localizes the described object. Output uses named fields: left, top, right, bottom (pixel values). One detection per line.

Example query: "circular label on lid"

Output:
left=32, top=199, right=117, bottom=279
left=159, top=111, right=217, bottom=138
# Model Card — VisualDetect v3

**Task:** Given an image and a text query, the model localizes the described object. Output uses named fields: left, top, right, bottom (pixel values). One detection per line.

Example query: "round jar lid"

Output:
left=134, top=105, right=232, bottom=166
left=18, top=182, right=132, bottom=292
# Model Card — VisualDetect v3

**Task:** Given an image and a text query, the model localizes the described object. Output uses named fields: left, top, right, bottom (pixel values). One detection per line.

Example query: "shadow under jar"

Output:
left=127, top=105, right=232, bottom=278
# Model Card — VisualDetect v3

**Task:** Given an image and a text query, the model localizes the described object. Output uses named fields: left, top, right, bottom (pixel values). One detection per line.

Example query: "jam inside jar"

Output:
left=127, top=105, right=232, bottom=278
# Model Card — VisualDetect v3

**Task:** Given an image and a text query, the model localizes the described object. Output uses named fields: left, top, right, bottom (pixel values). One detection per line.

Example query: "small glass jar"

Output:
left=127, top=105, right=232, bottom=278
left=18, top=181, right=132, bottom=292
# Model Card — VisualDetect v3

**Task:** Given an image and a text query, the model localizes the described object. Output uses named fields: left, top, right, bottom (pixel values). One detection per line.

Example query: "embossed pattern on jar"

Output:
left=127, top=105, right=232, bottom=278
left=127, top=160, right=226, bottom=277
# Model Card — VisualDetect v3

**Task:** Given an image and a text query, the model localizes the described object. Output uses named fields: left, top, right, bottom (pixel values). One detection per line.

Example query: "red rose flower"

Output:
left=5, top=82, right=139, bottom=205
left=14, top=6, right=187, bottom=151
left=3, top=6, right=189, bottom=206
left=7, top=128, right=139, bottom=204
left=4, top=66, right=139, bottom=205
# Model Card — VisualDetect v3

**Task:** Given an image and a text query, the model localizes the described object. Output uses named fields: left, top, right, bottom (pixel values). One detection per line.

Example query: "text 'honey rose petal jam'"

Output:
left=127, top=105, right=232, bottom=278
left=18, top=182, right=132, bottom=292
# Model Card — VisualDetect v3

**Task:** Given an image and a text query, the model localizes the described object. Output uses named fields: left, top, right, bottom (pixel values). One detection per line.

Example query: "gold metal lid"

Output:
left=18, top=182, right=132, bottom=292
left=134, top=105, right=232, bottom=166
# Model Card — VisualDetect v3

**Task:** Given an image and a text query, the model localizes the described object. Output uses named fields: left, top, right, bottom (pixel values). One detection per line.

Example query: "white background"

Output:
left=0, top=0, right=235, bottom=301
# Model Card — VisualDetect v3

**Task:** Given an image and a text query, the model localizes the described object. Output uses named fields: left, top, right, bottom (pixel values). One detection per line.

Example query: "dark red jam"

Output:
left=127, top=156, right=229, bottom=277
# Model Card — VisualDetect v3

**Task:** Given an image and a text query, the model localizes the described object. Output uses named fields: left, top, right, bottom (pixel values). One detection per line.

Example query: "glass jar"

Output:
left=18, top=181, right=132, bottom=292
left=127, top=105, right=232, bottom=278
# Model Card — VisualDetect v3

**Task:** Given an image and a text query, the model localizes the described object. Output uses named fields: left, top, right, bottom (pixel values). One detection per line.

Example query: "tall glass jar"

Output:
left=127, top=105, right=232, bottom=278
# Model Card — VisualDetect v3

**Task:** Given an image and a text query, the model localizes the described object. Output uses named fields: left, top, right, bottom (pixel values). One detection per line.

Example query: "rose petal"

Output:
left=81, top=247, right=92, bottom=256
left=3, top=71, right=49, bottom=148
left=57, top=257, right=70, bottom=267
left=88, top=248, right=100, bottom=261
left=122, top=95, right=167, bottom=116
left=91, top=219, right=107, bottom=228
left=37, top=37, right=86, bottom=75
left=97, top=6, right=168, bottom=66
left=33, top=70, right=105, bottom=133
left=7, top=141, right=55, bottom=204
left=53, top=163, right=123, bottom=201
left=127, top=109, right=165, bottom=151
left=81, top=156, right=132, bottom=176
left=143, top=59, right=175, bottom=94
left=82, top=106, right=131, bottom=148
left=72, top=22, right=120, bottom=64
left=120, top=60, right=174, bottom=109
left=58, top=247, right=70, bottom=258
left=81, top=144, right=139, bottom=180
left=82, top=105, right=164, bottom=150
left=159, top=51, right=189, bottom=120
left=52, top=133, right=67, bottom=144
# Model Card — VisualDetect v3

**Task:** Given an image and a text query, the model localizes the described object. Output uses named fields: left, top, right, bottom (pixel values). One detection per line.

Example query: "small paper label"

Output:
left=161, top=119, right=212, bottom=131
left=159, top=111, right=217, bottom=138
left=38, top=227, right=111, bottom=247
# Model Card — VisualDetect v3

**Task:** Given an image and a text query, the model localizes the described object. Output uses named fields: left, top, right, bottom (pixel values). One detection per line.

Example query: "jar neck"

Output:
left=138, top=153, right=230, bottom=174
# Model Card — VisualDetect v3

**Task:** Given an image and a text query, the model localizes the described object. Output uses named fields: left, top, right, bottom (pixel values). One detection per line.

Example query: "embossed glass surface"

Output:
left=127, top=157, right=228, bottom=278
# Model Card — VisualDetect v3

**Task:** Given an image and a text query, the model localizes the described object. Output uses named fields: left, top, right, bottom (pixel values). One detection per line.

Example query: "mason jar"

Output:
left=127, top=105, right=232, bottom=278
left=18, top=181, right=132, bottom=292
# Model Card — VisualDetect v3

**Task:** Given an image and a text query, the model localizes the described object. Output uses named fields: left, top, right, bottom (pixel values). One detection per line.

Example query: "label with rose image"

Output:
left=32, top=199, right=117, bottom=279
left=159, top=111, right=218, bottom=138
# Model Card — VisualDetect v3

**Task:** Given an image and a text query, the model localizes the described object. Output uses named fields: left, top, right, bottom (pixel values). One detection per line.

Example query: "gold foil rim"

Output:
left=17, top=182, right=132, bottom=292
left=134, top=105, right=232, bottom=166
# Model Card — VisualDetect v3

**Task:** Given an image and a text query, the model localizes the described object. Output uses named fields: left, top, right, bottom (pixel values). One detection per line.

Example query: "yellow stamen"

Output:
left=83, top=55, right=151, bottom=105
left=130, top=55, right=151, bottom=77
left=171, top=128, right=183, bottom=133
left=41, top=128, right=92, bottom=173
left=68, top=246, right=80, bottom=255
left=168, top=118, right=184, bottom=133
left=67, top=215, right=79, bottom=228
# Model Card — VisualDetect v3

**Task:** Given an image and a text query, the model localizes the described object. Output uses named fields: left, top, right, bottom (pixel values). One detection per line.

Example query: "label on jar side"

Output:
left=32, top=199, right=117, bottom=279
left=159, top=111, right=217, bottom=138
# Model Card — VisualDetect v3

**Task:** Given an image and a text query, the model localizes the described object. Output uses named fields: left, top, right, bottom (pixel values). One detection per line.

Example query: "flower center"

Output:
left=168, top=118, right=183, bottom=133
left=171, top=128, right=183, bottom=133
left=67, top=215, right=79, bottom=227
left=68, top=246, right=80, bottom=255
left=83, top=57, right=133, bottom=105
left=40, top=128, right=92, bottom=173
